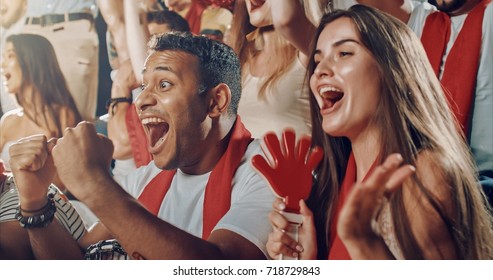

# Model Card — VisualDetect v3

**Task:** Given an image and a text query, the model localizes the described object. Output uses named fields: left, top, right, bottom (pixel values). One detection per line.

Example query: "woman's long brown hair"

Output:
left=7, top=33, right=82, bottom=137
left=306, top=5, right=493, bottom=259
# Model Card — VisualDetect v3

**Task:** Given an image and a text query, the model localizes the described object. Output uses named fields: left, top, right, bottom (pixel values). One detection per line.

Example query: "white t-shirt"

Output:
left=411, top=3, right=493, bottom=173
left=119, top=139, right=275, bottom=257
left=238, top=57, right=311, bottom=139
left=407, top=1, right=436, bottom=36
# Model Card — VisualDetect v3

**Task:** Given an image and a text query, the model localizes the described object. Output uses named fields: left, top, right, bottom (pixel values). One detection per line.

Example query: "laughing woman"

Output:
left=264, top=5, right=493, bottom=259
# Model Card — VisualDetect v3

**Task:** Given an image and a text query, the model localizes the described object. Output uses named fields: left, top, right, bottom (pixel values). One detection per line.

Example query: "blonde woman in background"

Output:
left=228, top=0, right=318, bottom=138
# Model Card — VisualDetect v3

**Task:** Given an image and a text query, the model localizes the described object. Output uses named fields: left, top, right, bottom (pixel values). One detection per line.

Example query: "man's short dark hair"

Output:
left=146, top=10, right=190, bottom=32
left=148, top=32, right=241, bottom=115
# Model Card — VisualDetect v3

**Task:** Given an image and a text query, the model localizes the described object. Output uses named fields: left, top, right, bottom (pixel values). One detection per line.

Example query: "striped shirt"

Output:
left=0, top=175, right=86, bottom=241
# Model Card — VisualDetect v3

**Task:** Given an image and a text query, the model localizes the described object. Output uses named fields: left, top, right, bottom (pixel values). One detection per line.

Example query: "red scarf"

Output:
left=421, top=0, right=490, bottom=135
left=328, top=153, right=377, bottom=260
left=125, top=104, right=152, bottom=167
left=137, top=117, right=253, bottom=239
left=185, top=1, right=206, bottom=35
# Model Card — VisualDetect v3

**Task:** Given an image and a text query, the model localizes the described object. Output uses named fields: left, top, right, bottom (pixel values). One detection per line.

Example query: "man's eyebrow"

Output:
left=141, top=65, right=175, bottom=74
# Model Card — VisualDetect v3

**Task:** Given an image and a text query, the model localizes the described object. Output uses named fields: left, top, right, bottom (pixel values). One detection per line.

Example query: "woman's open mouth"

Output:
left=319, top=86, right=344, bottom=110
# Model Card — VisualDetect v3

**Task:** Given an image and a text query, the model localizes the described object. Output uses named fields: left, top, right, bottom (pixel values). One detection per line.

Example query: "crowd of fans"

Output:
left=0, top=0, right=492, bottom=260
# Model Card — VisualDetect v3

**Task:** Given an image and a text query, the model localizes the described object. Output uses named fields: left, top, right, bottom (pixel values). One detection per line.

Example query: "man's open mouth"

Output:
left=141, top=117, right=170, bottom=148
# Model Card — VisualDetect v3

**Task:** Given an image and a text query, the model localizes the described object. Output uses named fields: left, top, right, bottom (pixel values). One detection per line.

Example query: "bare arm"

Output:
left=52, top=122, right=266, bottom=260
left=269, top=0, right=316, bottom=65
left=107, top=60, right=138, bottom=160
left=98, top=0, right=130, bottom=67
left=9, top=136, right=83, bottom=259
left=124, top=0, right=149, bottom=83
left=80, top=175, right=264, bottom=259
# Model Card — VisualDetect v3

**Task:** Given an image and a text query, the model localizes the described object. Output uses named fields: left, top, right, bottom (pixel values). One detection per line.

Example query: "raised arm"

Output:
left=98, top=0, right=130, bottom=69
left=52, top=122, right=266, bottom=259
left=9, top=135, right=83, bottom=259
left=107, top=60, right=138, bottom=160
left=269, top=0, right=316, bottom=64
left=124, top=0, right=150, bottom=84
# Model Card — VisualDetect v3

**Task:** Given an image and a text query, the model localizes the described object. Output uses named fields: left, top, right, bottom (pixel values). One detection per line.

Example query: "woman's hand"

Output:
left=338, top=153, right=415, bottom=259
left=267, top=197, right=317, bottom=260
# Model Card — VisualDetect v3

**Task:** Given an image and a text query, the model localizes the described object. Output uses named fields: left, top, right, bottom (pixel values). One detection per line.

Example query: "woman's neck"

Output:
left=350, top=127, right=381, bottom=182
left=20, top=86, right=43, bottom=115
left=247, top=27, right=277, bottom=76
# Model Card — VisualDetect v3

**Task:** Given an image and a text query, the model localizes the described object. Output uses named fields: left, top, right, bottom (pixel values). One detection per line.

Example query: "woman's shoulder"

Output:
left=411, top=149, right=452, bottom=202
left=0, top=108, right=24, bottom=129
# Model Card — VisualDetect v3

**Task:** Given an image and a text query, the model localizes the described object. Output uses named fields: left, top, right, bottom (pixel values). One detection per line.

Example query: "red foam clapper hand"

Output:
left=252, top=129, right=323, bottom=213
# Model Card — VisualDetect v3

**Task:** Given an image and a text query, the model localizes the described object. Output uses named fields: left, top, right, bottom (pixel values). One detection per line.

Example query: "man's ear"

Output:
left=208, top=83, right=231, bottom=118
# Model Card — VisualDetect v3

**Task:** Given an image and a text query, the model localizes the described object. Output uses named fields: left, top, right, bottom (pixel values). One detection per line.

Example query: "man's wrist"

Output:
left=111, top=83, right=132, bottom=98
left=16, top=193, right=56, bottom=229
left=106, top=96, right=133, bottom=115
left=19, top=196, right=50, bottom=212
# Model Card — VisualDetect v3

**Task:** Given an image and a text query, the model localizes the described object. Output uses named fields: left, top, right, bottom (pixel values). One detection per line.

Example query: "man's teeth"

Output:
left=141, top=117, right=165, bottom=125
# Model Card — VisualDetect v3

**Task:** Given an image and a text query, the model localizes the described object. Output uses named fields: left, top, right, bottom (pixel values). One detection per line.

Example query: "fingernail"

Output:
left=296, top=245, right=304, bottom=252
left=395, top=153, right=403, bottom=162
left=292, top=252, right=298, bottom=258
left=278, top=203, right=285, bottom=210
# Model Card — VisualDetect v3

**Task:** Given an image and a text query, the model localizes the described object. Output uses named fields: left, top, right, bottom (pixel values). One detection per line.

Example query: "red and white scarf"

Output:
left=137, top=116, right=253, bottom=239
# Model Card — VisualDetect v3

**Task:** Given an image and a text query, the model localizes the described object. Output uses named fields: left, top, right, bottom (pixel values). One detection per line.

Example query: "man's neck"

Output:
left=447, top=0, right=483, bottom=16
left=358, top=0, right=413, bottom=23
left=179, top=116, right=235, bottom=175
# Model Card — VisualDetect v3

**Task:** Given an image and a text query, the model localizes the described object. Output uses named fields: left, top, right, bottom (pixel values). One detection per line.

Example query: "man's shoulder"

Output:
left=232, top=139, right=267, bottom=189
left=244, top=139, right=262, bottom=157
left=408, top=1, right=437, bottom=37
left=119, top=161, right=162, bottom=196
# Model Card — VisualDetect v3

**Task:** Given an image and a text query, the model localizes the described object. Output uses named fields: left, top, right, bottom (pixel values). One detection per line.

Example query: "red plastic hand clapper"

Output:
left=251, top=129, right=323, bottom=213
